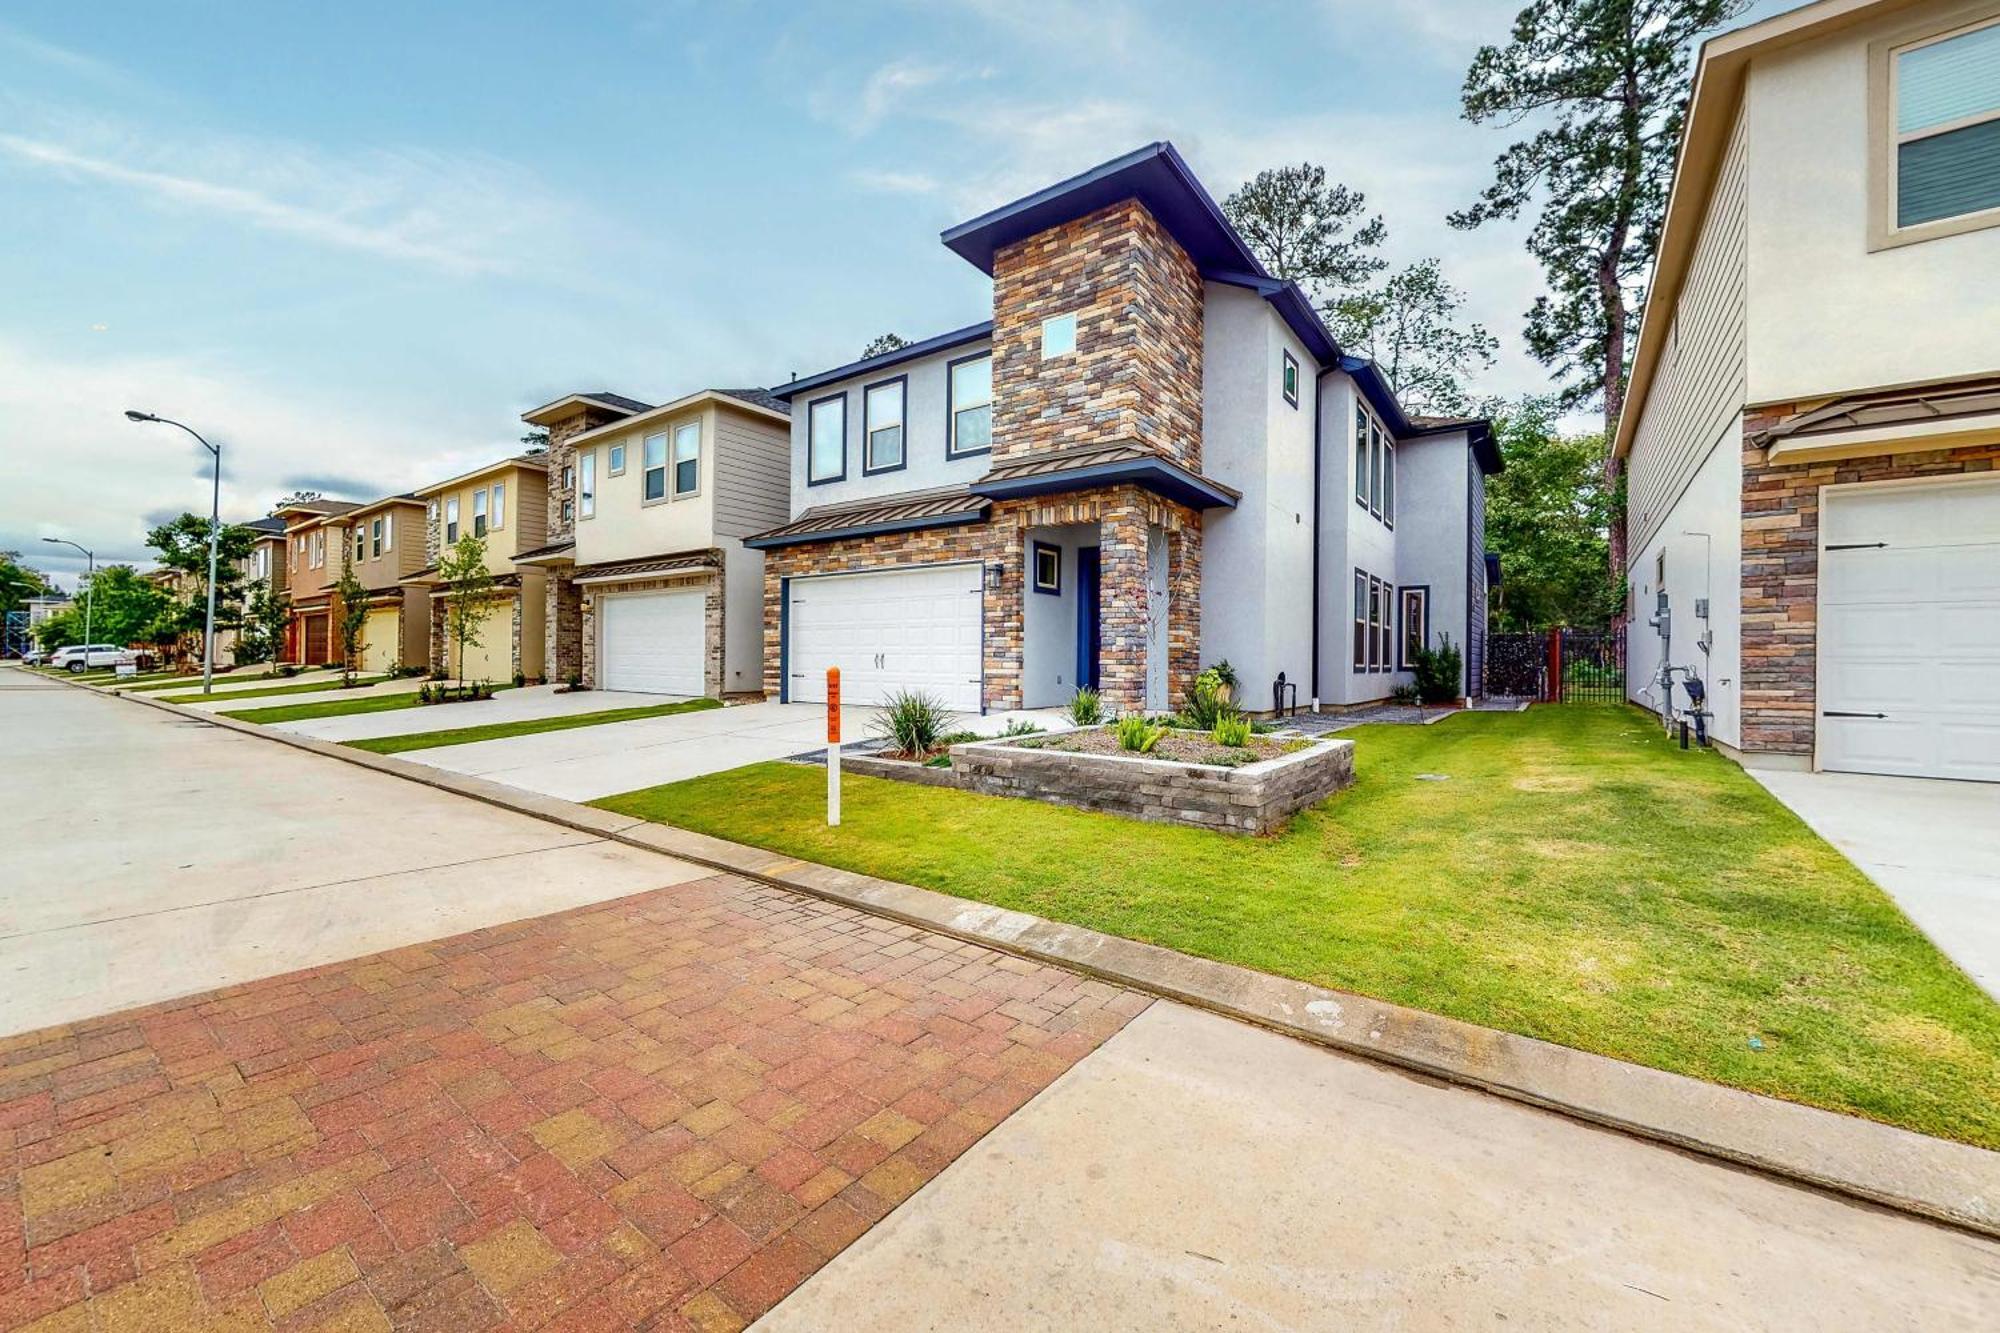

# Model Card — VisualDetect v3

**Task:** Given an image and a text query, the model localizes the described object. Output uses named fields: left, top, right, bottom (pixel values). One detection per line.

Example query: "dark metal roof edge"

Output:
left=744, top=506, right=989, bottom=550
left=769, top=322, right=995, bottom=401
left=973, top=457, right=1240, bottom=510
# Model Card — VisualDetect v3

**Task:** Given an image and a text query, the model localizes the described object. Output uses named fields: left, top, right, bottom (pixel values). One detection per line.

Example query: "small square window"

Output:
left=1041, top=312, right=1077, bottom=359
left=1032, top=541, right=1061, bottom=595
left=608, top=443, right=626, bottom=476
left=1282, top=351, right=1299, bottom=408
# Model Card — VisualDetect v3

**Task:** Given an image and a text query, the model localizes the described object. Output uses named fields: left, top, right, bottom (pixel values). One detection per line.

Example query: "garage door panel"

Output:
left=1819, top=480, right=2000, bottom=782
left=789, top=565, right=981, bottom=712
left=600, top=590, right=704, bottom=696
left=360, top=608, right=400, bottom=674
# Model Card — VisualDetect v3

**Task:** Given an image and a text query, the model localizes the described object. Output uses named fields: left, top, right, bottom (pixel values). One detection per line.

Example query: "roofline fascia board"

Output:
left=769, top=322, right=995, bottom=401
left=972, top=458, right=1241, bottom=511
left=568, top=391, right=789, bottom=447
left=521, top=393, right=648, bottom=427
left=743, top=508, right=990, bottom=550
left=573, top=567, right=719, bottom=587
left=413, top=456, right=548, bottom=499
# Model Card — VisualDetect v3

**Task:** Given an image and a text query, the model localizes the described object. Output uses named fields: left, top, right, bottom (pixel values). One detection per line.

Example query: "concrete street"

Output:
left=1755, top=768, right=2000, bottom=998
left=4, top=668, right=1996, bottom=1330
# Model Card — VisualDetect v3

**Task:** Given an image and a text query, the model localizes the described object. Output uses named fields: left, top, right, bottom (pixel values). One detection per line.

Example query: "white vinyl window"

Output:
left=383, top=513, right=394, bottom=552
left=472, top=488, right=489, bottom=538
left=370, top=518, right=383, bottom=558
left=808, top=395, right=846, bottom=483
left=353, top=526, right=365, bottom=564
left=491, top=482, right=505, bottom=530
left=609, top=442, right=626, bottom=476
left=864, top=379, right=905, bottom=473
left=643, top=432, right=669, bottom=501
left=311, top=530, right=325, bottom=568
left=673, top=421, right=701, bottom=497
left=1041, top=312, right=1077, bottom=359
left=578, top=451, right=596, bottom=519
left=1890, top=17, right=2000, bottom=230
left=948, top=355, right=992, bottom=456
left=445, top=497, right=460, bottom=544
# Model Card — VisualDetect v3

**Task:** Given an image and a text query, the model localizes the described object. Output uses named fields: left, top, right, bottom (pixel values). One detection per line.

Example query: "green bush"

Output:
left=1114, top=713, right=1165, bottom=753
left=1210, top=712, right=1251, bottom=747
left=1411, top=633, right=1464, bottom=704
left=1000, top=718, right=1044, bottom=737
left=872, top=689, right=954, bottom=757
left=1068, top=686, right=1102, bottom=726
left=1179, top=667, right=1230, bottom=729
left=1391, top=683, right=1421, bottom=705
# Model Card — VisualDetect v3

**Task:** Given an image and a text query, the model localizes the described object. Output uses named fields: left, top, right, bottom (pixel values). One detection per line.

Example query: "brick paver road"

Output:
left=0, top=872, right=1145, bottom=1331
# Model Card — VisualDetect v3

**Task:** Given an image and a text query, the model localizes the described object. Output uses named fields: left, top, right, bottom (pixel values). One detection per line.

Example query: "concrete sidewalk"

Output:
left=271, top=682, right=676, bottom=741
left=1753, top=768, right=2000, bottom=999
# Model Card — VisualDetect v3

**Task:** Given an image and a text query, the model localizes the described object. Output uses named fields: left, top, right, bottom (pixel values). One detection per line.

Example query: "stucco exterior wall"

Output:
left=1395, top=433, right=1470, bottom=693
left=1743, top=3, right=2000, bottom=404
left=784, top=340, right=994, bottom=515
left=572, top=405, right=719, bottom=565
left=1020, top=521, right=1096, bottom=708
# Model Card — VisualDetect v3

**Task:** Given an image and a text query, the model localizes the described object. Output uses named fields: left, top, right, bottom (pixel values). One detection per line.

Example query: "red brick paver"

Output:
left=0, top=873, right=1147, bottom=1330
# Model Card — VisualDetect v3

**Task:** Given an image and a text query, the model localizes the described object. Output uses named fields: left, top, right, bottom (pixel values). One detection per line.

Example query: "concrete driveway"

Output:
left=1753, top=768, right=2000, bottom=998
left=271, top=682, right=673, bottom=741
left=0, top=670, right=705, bottom=1033
left=183, top=675, right=429, bottom=712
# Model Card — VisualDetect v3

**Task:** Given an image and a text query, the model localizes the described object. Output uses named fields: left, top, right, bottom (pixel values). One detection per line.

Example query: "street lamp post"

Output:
left=39, top=538, right=94, bottom=655
left=126, top=411, right=221, bottom=695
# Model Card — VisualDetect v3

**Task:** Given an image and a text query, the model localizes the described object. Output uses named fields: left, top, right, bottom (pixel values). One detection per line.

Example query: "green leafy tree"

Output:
left=1452, top=0, right=1748, bottom=430
left=438, top=535, right=495, bottom=683
left=520, top=428, right=550, bottom=453
left=1222, top=163, right=1387, bottom=297
left=1483, top=397, right=1622, bottom=629
left=332, top=551, right=369, bottom=686
left=1, top=552, right=52, bottom=617
left=237, top=578, right=289, bottom=666
left=273, top=490, right=323, bottom=509
left=32, top=566, right=169, bottom=650
left=860, top=333, right=910, bottom=358
left=144, top=513, right=259, bottom=655
left=1331, top=259, right=1499, bottom=416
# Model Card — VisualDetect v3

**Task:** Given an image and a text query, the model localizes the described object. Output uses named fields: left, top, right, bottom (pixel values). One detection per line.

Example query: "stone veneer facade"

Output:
left=1740, top=406, right=1999, bottom=755
left=578, top=563, right=727, bottom=697
left=990, top=199, right=1205, bottom=471
left=539, top=404, right=628, bottom=685
left=761, top=487, right=1197, bottom=713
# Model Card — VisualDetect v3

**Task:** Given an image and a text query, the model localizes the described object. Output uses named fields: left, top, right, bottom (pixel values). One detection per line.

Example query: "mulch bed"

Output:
left=1018, top=727, right=1293, bottom=767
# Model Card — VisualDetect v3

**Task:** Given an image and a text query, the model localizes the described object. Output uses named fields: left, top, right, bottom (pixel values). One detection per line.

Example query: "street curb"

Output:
left=50, top=670, right=2000, bottom=1240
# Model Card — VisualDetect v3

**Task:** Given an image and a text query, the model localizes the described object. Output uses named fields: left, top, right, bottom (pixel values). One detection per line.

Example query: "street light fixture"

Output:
left=125, top=410, right=222, bottom=695
left=40, top=537, right=94, bottom=657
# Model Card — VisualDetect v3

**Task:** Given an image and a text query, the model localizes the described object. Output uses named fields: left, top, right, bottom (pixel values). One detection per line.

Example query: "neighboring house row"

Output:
left=1618, top=0, right=2000, bottom=784
left=180, top=141, right=1502, bottom=714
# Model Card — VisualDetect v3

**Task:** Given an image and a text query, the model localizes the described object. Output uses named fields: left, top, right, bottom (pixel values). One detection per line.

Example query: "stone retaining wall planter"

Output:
left=842, top=730, right=1356, bottom=835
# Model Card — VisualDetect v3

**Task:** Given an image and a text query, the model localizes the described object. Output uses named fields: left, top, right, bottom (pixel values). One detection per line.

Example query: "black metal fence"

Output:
left=1482, top=628, right=1625, bottom=702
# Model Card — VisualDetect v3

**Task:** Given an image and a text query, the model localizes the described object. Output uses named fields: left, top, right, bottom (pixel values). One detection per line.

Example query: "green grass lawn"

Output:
left=89, top=671, right=186, bottom=687
left=113, top=670, right=316, bottom=693
left=593, top=704, right=2000, bottom=1149
left=346, top=696, right=723, bottom=754
left=222, top=683, right=517, bottom=724
left=157, top=675, right=392, bottom=704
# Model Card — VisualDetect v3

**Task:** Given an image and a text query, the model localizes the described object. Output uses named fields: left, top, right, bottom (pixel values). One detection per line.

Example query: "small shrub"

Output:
left=275, top=663, right=302, bottom=678
left=1000, top=718, right=1044, bottom=737
left=1391, top=683, right=1421, bottom=705
left=1180, top=667, right=1230, bottom=729
left=1210, top=712, right=1251, bottom=747
left=1114, top=713, right=1165, bottom=754
left=1068, top=686, right=1102, bottom=726
left=937, top=729, right=981, bottom=747
left=1411, top=634, right=1464, bottom=704
left=1207, top=659, right=1239, bottom=694
left=872, top=689, right=954, bottom=757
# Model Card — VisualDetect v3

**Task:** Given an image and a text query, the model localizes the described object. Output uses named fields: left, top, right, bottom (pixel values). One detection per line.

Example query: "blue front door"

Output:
left=1076, top=546, right=1101, bottom=692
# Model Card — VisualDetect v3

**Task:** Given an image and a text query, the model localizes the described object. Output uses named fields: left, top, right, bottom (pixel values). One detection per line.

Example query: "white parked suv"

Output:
left=49, top=644, right=139, bottom=673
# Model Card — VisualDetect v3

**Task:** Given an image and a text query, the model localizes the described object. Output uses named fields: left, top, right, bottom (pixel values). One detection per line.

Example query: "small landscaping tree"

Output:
left=238, top=578, right=290, bottom=667
left=332, top=552, right=369, bottom=687
left=1411, top=634, right=1465, bottom=705
left=438, top=534, right=495, bottom=686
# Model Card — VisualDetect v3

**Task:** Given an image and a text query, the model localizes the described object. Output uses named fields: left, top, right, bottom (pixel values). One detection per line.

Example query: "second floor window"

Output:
left=1355, top=401, right=1394, bottom=527
left=808, top=394, right=846, bottom=483
left=383, top=514, right=394, bottom=552
left=579, top=452, right=596, bottom=519
left=864, top=379, right=905, bottom=473
left=1889, top=17, right=2000, bottom=232
left=609, top=442, right=626, bottom=475
left=949, top=354, right=992, bottom=457
left=491, top=483, right=505, bottom=530
left=473, top=488, right=489, bottom=538
left=445, top=497, right=460, bottom=544
left=1283, top=351, right=1300, bottom=408
left=643, top=432, right=668, bottom=501
left=353, top=526, right=365, bottom=564
left=311, top=531, right=325, bottom=568
left=673, top=421, right=701, bottom=496
left=370, top=518, right=383, bottom=558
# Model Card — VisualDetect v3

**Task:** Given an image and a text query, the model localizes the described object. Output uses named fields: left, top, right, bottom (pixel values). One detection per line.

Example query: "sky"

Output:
left=0, top=0, right=1782, bottom=589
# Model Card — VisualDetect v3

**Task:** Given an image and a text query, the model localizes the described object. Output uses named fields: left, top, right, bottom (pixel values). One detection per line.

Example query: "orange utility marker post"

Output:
left=825, top=666, right=841, bottom=827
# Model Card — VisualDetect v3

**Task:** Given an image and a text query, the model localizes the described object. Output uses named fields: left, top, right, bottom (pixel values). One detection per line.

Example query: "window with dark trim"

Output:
left=1032, top=541, right=1061, bottom=595
left=1369, top=423, right=1384, bottom=517
left=1399, top=586, right=1429, bottom=669
left=863, top=376, right=907, bottom=474
left=1354, top=404, right=1369, bottom=506
left=808, top=393, right=847, bottom=483
left=1282, top=350, right=1299, bottom=408
left=1352, top=569, right=1369, bottom=670
left=947, top=353, right=993, bottom=457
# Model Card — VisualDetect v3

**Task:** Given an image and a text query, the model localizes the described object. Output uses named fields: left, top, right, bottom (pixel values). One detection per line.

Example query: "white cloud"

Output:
left=850, top=167, right=942, bottom=196
left=815, top=59, right=951, bottom=135
left=0, top=337, right=507, bottom=585
left=0, top=21, right=134, bottom=89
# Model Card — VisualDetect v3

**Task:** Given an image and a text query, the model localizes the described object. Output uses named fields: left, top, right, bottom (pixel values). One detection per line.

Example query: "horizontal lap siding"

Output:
left=713, top=412, right=792, bottom=540
left=1626, top=107, right=1748, bottom=561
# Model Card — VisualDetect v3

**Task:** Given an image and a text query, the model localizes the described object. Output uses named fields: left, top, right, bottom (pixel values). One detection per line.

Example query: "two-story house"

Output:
left=1618, top=0, right=2000, bottom=783
left=405, top=455, right=551, bottom=683
left=746, top=142, right=1498, bottom=716
left=336, top=495, right=430, bottom=672
left=276, top=497, right=361, bottom=665
left=519, top=388, right=790, bottom=697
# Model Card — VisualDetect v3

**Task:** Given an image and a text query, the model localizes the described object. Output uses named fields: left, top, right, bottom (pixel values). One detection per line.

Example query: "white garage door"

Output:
left=599, top=589, right=706, bottom=695
left=1819, top=477, right=2000, bottom=782
left=788, top=564, right=982, bottom=712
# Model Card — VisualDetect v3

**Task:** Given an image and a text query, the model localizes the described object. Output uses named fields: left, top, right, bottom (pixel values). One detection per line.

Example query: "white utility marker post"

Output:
left=826, top=666, right=842, bottom=827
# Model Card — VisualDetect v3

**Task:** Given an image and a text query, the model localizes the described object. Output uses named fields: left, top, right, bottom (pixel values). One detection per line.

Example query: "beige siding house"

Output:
left=407, top=456, right=551, bottom=683
left=276, top=498, right=361, bottom=665
left=1618, top=0, right=2000, bottom=783
left=520, top=388, right=790, bottom=697
left=338, top=495, right=430, bottom=672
